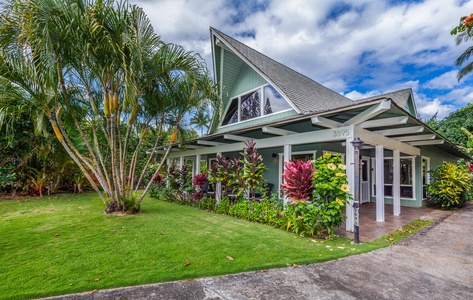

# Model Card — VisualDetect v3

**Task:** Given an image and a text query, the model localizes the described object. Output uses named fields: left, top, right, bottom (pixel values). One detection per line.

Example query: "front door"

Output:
left=361, top=157, right=370, bottom=203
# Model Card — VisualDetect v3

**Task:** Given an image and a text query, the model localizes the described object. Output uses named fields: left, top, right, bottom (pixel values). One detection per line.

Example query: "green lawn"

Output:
left=0, top=193, right=431, bottom=300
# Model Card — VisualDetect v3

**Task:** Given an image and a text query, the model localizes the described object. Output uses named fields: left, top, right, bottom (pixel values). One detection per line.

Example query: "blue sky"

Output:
left=132, top=0, right=473, bottom=120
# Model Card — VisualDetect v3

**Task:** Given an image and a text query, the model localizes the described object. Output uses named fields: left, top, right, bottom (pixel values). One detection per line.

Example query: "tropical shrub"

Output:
left=281, top=160, right=316, bottom=203
left=208, top=155, right=233, bottom=197
left=427, top=162, right=472, bottom=209
left=312, top=153, right=350, bottom=237
left=283, top=201, right=323, bottom=236
left=241, top=140, right=267, bottom=199
left=228, top=196, right=282, bottom=224
left=192, top=172, right=208, bottom=202
left=0, top=167, right=17, bottom=193
left=216, top=197, right=231, bottom=215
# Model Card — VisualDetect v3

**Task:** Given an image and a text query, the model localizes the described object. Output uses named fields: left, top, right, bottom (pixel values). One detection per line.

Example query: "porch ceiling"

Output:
left=170, top=100, right=469, bottom=159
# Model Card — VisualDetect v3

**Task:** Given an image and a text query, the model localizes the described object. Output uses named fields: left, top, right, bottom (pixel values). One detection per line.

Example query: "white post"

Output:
left=216, top=152, right=222, bottom=203
left=345, top=137, right=355, bottom=232
left=283, top=144, right=292, bottom=206
left=166, top=158, right=171, bottom=188
left=195, top=154, right=202, bottom=176
left=393, top=150, right=401, bottom=216
left=375, top=145, right=385, bottom=222
left=179, top=156, right=185, bottom=168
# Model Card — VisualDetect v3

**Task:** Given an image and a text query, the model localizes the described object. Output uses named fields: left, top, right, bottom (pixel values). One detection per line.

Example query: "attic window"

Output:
left=222, top=85, right=291, bottom=126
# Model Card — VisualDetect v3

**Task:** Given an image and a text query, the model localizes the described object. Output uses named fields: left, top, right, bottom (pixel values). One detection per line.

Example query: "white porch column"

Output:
left=375, top=145, right=385, bottom=222
left=283, top=144, right=292, bottom=206
left=195, top=154, right=202, bottom=176
left=345, top=137, right=355, bottom=232
left=166, top=158, right=171, bottom=188
left=216, top=152, right=222, bottom=203
left=393, top=150, right=401, bottom=216
left=179, top=156, right=185, bottom=168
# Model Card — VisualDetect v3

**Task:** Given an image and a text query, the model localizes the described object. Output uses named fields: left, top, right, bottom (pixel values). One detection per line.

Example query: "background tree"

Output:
left=0, top=0, right=219, bottom=213
left=430, top=104, right=473, bottom=148
left=451, top=14, right=473, bottom=80
left=190, top=107, right=211, bottom=136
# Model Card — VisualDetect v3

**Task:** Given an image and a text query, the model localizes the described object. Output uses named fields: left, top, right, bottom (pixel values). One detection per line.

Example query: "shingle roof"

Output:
left=211, top=28, right=353, bottom=114
left=356, top=88, right=413, bottom=111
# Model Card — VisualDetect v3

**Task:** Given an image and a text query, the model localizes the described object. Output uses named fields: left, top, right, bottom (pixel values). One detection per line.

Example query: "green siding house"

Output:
left=166, top=28, right=469, bottom=232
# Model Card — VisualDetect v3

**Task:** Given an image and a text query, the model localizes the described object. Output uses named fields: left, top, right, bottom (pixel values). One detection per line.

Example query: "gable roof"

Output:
left=357, top=88, right=417, bottom=117
left=211, top=28, right=353, bottom=114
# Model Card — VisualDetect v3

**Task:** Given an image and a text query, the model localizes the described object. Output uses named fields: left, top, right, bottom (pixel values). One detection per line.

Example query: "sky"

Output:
left=131, top=0, right=473, bottom=120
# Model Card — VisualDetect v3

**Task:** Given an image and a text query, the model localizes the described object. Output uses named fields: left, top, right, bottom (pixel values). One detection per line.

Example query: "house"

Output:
left=165, top=27, right=469, bottom=232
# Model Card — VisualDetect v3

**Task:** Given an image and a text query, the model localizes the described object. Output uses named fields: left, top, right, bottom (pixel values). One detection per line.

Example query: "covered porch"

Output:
left=165, top=97, right=465, bottom=234
left=335, top=203, right=452, bottom=241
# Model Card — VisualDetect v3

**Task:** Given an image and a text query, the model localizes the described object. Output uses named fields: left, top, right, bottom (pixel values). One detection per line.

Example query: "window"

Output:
left=422, top=157, right=430, bottom=199
left=263, top=86, right=292, bottom=115
left=222, top=85, right=291, bottom=126
left=240, top=90, right=261, bottom=121
left=372, top=156, right=415, bottom=199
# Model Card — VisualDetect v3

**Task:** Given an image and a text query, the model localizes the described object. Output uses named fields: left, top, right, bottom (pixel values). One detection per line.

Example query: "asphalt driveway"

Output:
left=45, top=203, right=473, bottom=300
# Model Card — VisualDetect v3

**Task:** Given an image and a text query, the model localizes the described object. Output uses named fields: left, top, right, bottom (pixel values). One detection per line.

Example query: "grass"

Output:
left=0, top=192, right=432, bottom=300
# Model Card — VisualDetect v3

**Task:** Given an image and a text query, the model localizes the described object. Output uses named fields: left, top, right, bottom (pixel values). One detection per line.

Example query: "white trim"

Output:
left=211, top=30, right=301, bottom=114
left=345, top=138, right=355, bottom=232
left=343, top=100, right=391, bottom=126
left=311, top=116, right=342, bottom=128
left=393, top=150, right=401, bottom=216
left=223, top=134, right=253, bottom=142
left=374, top=126, right=424, bottom=136
left=371, top=155, right=417, bottom=200
left=375, top=145, right=385, bottom=222
left=358, top=116, right=408, bottom=128
left=393, top=134, right=436, bottom=142
left=408, top=139, right=444, bottom=146
left=220, top=83, right=295, bottom=127
left=197, top=140, right=226, bottom=146
left=168, top=125, right=354, bottom=158
left=422, top=156, right=431, bottom=200
left=262, top=126, right=296, bottom=136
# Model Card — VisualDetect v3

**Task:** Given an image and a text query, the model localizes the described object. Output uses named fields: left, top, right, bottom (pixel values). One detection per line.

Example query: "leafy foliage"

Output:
left=429, top=104, right=473, bottom=148
left=427, top=162, right=472, bottom=209
left=0, top=0, right=219, bottom=213
left=241, top=140, right=267, bottom=199
left=0, top=167, right=16, bottom=193
left=451, top=14, right=473, bottom=81
left=281, top=160, right=316, bottom=203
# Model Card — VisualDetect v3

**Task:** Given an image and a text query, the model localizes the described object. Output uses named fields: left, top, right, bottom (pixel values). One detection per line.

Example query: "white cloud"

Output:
left=131, top=0, right=473, bottom=114
left=424, top=70, right=460, bottom=90
left=344, top=90, right=380, bottom=100
left=416, top=98, right=456, bottom=120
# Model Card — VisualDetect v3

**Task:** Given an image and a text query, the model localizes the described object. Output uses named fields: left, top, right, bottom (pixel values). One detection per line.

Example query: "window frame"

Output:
left=220, top=84, right=292, bottom=127
left=371, top=156, right=416, bottom=200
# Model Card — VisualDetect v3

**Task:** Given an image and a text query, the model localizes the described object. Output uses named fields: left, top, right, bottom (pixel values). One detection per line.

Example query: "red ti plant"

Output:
left=467, top=162, right=473, bottom=173
left=192, top=172, right=209, bottom=202
left=281, top=160, right=316, bottom=203
left=192, top=173, right=208, bottom=188
left=153, top=173, right=164, bottom=184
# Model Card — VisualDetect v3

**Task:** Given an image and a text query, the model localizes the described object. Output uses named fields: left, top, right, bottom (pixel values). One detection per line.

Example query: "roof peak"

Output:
left=210, top=27, right=353, bottom=115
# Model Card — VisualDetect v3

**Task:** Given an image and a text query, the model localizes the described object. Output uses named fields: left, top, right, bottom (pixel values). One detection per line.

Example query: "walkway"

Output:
left=44, top=203, right=473, bottom=300
left=335, top=203, right=453, bottom=241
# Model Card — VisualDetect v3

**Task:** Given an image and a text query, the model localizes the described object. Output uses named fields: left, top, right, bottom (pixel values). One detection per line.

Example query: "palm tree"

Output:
left=191, top=107, right=211, bottom=136
left=451, top=14, right=473, bottom=81
left=0, top=0, right=220, bottom=213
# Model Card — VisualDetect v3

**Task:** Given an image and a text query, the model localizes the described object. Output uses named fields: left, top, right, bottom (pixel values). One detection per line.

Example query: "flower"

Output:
left=335, top=172, right=345, bottom=177
left=341, top=184, right=350, bottom=192
left=338, top=164, right=346, bottom=170
left=336, top=198, right=345, bottom=206
left=327, top=163, right=336, bottom=170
